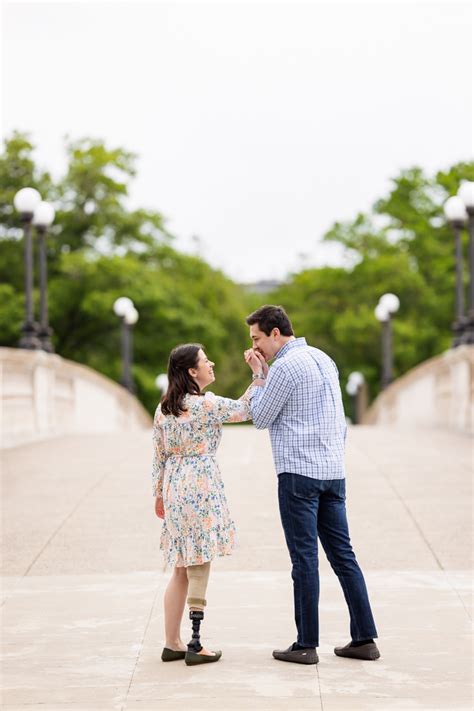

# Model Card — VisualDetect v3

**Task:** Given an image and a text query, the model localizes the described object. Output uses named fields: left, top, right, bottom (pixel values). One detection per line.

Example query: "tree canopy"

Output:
left=270, top=162, right=474, bottom=401
left=1, top=131, right=472, bottom=413
left=0, top=132, right=254, bottom=413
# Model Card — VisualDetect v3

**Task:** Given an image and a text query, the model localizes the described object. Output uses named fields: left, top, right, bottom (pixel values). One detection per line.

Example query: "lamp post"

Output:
left=14, top=187, right=42, bottom=349
left=375, top=293, right=400, bottom=389
left=33, top=201, right=55, bottom=352
left=346, top=371, right=365, bottom=424
left=457, top=181, right=474, bottom=345
left=155, top=373, right=169, bottom=397
left=113, top=297, right=138, bottom=393
left=444, top=195, right=468, bottom=346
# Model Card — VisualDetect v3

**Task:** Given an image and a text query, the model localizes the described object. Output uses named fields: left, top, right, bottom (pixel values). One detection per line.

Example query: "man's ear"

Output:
left=272, top=328, right=281, bottom=338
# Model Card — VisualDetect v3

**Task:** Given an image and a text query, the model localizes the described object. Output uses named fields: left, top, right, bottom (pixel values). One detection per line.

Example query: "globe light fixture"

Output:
left=458, top=181, right=474, bottom=211
left=124, top=306, right=139, bottom=326
left=348, top=371, right=364, bottom=389
left=379, top=293, right=400, bottom=314
left=444, top=195, right=468, bottom=224
left=113, top=296, right=134, bottom=318
left=155, top=373, right=169, bottom=394
left=346, top=380, right=358, bottom=397
left=14, top=187, right=41, bottom=216
left=33, top=201, right=55, bottom=228
left=374, top=302, right=389, bottom=322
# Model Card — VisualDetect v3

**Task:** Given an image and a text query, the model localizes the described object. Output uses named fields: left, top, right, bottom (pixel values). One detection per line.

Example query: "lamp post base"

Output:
left=452, top=317, right=468, bottom=347
left=121, top=379, right=136, bottom=394
left=38, top=325, right=55, bottom=353
left=18, top=322, right=41, bottom=350
left=461, top=313, right=474, bottom=345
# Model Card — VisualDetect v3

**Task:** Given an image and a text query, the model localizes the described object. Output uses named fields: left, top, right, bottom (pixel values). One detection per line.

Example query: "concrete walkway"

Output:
left=1, top=425, right=472, bottom=710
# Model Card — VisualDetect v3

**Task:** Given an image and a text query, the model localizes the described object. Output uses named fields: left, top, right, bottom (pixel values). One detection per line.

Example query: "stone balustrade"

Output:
left=362, top=344, right=474, bottom=435
left=0, top=347, right=152, bottom=448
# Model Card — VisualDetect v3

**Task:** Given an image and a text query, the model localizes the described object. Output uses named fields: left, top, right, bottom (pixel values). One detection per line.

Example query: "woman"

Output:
left=152, top=343, right=264, bottom=666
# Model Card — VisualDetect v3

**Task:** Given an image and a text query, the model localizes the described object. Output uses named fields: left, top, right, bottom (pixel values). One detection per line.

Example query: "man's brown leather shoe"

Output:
left=334, top=642, right=380, bottom=660
left=273, top=644, right=319, bottom=665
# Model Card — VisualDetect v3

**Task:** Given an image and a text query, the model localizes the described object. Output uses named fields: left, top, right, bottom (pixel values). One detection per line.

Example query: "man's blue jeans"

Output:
left=278, top=473, right=378, bottom=648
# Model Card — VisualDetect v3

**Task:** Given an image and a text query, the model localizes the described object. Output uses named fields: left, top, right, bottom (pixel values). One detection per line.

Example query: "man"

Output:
left=244, top=304, right=379, bottom=665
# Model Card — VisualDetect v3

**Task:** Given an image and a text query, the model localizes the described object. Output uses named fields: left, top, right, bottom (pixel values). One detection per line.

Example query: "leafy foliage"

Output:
left=270, top=162, right=473, bottom=404
left=0, top=133, right=254, bottom=413
left=1, top=132, right=472, bottom=413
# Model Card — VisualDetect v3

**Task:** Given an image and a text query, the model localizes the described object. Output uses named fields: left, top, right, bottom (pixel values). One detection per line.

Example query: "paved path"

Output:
left=1, top=425, right=472, bottom=710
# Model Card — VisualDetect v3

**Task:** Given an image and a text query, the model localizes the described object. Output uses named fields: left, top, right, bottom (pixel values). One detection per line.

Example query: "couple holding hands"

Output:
left=151, top=305, right=379, bottom=666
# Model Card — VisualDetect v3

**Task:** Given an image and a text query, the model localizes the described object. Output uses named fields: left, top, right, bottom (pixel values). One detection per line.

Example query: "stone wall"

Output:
left=362, top=345, right=474, bottom=435
left=0, top=348, right=152, bottom=448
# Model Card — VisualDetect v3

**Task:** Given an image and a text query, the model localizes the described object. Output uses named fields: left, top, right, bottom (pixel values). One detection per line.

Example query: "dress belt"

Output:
left=168, top=453, right=215, bottom=458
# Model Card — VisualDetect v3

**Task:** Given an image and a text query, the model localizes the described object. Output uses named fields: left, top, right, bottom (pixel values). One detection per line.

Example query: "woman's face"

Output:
left=188, top=349, right=215, bottom=390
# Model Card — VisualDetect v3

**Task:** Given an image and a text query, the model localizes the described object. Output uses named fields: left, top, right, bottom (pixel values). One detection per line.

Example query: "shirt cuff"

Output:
left=249, top=385, right=264, bottom=408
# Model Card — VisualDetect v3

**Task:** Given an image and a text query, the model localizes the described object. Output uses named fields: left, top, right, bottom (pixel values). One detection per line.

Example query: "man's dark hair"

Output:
left=245, top=305, right=294, bottom=336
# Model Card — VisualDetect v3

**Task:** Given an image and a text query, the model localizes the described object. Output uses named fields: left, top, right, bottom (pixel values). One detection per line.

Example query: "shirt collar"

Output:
left=274, top=337, right=307, bottom=360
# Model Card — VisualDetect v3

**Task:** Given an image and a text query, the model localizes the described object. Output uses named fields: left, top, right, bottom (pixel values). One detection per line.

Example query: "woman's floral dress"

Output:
left=152, top=390, right=253, bottom=568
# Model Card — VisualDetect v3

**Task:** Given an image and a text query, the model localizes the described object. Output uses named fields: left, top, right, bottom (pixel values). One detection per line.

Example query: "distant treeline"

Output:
left=1, top=132, right=472, bottom=413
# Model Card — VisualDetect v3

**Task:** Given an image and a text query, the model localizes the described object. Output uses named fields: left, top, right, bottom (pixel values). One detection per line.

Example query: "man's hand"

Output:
left=244, top=348, right=269, bottom=377
left=254, top=350, right=269, bottom=376
left=154, top=496, right=164, bottom=519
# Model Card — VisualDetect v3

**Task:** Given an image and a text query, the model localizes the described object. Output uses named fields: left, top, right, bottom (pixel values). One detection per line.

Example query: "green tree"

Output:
left=271, top=162, right=474, bottom=407
left=0, top=132, right=254, bottom=413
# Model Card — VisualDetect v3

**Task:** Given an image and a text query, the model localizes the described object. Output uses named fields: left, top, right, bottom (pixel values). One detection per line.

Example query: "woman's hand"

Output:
left=244, top=348, right=269, bottom=377
left=155, top=496, right=165, bottom=519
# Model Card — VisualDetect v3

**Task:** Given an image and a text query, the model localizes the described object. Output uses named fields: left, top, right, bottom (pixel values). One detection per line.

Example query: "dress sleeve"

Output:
left=203, top=389, right=253, bottom=424
left=151, top=411, right=167, bottom=497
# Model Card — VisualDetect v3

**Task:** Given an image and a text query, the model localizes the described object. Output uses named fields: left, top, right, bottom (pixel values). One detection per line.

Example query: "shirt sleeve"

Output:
left=151, top=414, right=167, bottom=498
left=249, top=364, right=294, bottom=429
left=203, top=390, right=253, bottom=424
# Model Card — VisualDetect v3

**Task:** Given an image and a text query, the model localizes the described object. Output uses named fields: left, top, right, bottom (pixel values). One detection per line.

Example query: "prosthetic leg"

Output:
left=188, top=610, right=204, bottom=653
left=185, top=562, right=221, bottom=666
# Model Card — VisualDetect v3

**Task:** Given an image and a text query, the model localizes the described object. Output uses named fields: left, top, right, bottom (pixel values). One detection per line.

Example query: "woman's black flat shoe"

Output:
left=185, top=649, right=222, bottom=666
left=161, top=647, right=186, bottom=662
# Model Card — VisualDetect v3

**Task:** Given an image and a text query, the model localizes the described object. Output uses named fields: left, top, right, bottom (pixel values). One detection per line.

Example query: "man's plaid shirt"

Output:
left=249, top=337, right=347, bottom=479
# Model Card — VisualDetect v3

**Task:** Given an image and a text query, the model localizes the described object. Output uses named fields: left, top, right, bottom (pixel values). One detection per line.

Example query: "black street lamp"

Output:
left=155, top=373, right=169, bottom=397
left=113, top=297, right=139, bottom=393
left=457, top=181, right=474, bottom=345
left=444, top=195, right=468, bottom=347
left=375, top=292, right=400, bottom=390
left=33, top=201, right=56, bottom=352
left=14, top=187, right=42, bottom=349
left=346, top=371, right=365, bottom=424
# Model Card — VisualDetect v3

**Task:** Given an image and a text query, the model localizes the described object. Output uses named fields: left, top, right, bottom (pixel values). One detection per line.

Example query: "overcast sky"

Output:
left=2, top=0, right=472, bottom=282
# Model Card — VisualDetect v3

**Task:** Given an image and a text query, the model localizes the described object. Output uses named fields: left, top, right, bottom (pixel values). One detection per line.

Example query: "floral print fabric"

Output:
left=152, top=390, right=253, bottom=567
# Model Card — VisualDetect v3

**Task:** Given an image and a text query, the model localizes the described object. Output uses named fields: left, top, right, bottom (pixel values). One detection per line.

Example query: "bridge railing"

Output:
left=0, top=347, right=152, bottom=449
left=361, top=344, right=473, bottom=435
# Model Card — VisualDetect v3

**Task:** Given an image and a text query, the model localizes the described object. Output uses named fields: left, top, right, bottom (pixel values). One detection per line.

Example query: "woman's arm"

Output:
left=152, top=413, right=167, bottom=517
left=204, top=390, right=255, bottom=424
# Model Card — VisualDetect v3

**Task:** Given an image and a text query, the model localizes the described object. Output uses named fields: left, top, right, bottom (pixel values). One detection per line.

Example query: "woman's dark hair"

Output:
left=246, top=304, right=294, bottom=336
left=161, top=343, right=204, bottom=417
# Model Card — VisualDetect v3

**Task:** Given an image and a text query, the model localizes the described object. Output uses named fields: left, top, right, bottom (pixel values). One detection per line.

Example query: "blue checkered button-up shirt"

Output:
left=249, top=337, right=347, bottom=479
